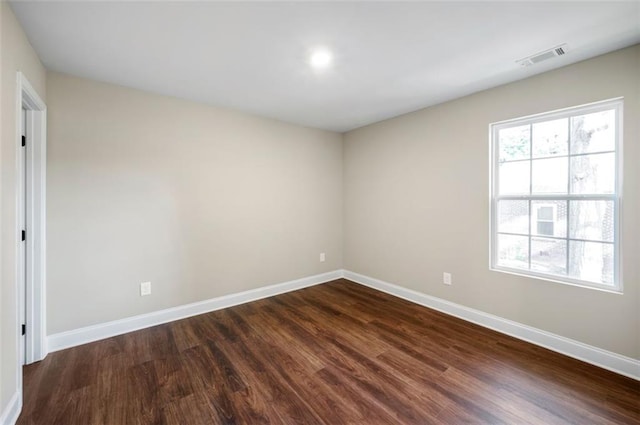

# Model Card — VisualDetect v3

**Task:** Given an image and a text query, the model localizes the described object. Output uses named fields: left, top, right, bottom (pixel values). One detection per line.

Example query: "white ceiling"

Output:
left=10, top=1, right=640, bottom=132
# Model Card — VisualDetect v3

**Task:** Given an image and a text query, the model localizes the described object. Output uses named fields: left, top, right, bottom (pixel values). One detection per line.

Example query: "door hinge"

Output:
left=21, top=135, right=26, bottom=147
left=21, top=324, right=26, bottom=336
left=22, top=230, right=26, bottom=241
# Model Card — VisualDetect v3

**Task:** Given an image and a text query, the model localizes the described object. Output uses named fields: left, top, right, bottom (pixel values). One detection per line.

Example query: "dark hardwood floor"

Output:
left=18, top=279, right=640, bottom=424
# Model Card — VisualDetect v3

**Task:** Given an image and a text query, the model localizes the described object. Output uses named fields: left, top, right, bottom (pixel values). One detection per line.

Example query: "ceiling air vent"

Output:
left=517, top=44, right=568, bottom=67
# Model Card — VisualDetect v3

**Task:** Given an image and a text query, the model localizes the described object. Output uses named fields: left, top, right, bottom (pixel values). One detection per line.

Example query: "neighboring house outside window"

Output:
left=490, top=99, right=622, bottom=292
left=535, top=205, right=556, bottom=236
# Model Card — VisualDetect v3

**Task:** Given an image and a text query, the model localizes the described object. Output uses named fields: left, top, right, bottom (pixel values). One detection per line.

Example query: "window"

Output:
left=490, top=99, right=622, bottom=291
left=535, top=204, right=556, bottom=236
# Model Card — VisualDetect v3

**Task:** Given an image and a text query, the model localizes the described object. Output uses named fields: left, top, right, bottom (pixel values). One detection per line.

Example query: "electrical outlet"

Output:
left=443, top=272, right=452, bottom=285
left=320, top=252, right=326, bottom=262
left=140, top=281, right=151, bottom=296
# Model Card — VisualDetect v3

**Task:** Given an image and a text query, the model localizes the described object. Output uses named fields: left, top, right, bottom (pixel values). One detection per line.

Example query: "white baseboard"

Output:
left=343, top=270, right=640, bottom=381
left=0, top=391, right=21, bottom=425
left=46, top=268, right=639, bottom=381
left=48, top=270, right=343, bottom=353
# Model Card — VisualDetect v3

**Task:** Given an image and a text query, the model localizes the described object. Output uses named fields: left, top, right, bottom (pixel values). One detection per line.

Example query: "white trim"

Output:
left=0, top=391, right=21, bottom=425
left=343, top=270, right=640, bottom=381
left=490, top=97, right=624, bottom=128
left=17, top=72, right=47, bottom=365
left=44, top=267, right=639, bottom=380
left=48, top=270, right=343, bottom=352
left=10, top=73, right=46, bottom=425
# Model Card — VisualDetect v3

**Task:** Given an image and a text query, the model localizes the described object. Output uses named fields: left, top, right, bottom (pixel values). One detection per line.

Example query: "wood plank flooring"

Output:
left=18, top=279, right=640, bottom=424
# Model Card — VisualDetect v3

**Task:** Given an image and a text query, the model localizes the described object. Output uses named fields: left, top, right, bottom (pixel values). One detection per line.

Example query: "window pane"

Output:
left=568, top=241, right=614, bottom=285
left=537, top=206, right=554, bottom=221
left=531, top=237, right=567, bottom=275
left=499, top=161, right=530, bottom=195
left=531, top=200, right=567, bottom=238
left=570, top=153, right=615, bottom=194
left=498, top=200, right=529, bottom=235
left=499, top=125, right=530, bottom=161
left=570, top=109, right=615, bottom=154
left=537, top=222, right=554, bottom=236
left=497, top=234, right=529, bottom=270
left=532, top=118, right=568, bottom=158
left=532, top=157, right=567, bottom=194
left=570, top=200, right=614, bottom=242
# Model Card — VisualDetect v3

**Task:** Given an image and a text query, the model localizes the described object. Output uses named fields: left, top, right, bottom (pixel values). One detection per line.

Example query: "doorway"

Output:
left=16, top=72, right=47, bottom=374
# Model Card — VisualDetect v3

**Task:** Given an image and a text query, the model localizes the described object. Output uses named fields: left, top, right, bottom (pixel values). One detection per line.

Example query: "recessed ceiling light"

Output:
left=309, top=48, right=333, bottom=70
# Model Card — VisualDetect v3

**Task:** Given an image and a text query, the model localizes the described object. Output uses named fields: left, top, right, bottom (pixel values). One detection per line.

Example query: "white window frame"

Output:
left=490, top=98, right=623, bottom=293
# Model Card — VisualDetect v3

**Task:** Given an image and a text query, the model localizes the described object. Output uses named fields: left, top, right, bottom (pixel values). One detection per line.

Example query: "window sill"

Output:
left=490, top=265, right=623, bottom=295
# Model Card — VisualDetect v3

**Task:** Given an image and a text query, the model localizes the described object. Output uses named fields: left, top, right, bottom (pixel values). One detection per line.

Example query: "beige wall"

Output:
left=344, top=45, right=640, bottom=359
left=46, top=72, right=343, bottom=334
left=0, top=0, right=47, bottom=415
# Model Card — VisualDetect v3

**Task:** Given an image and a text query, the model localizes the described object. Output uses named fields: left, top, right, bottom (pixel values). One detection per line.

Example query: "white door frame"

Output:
left=15, top=72, right=47, bottom=369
